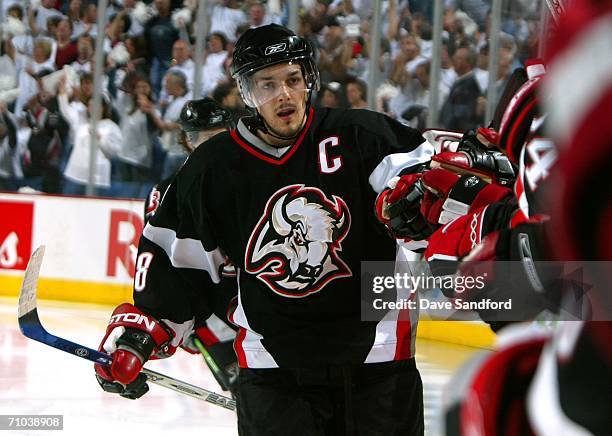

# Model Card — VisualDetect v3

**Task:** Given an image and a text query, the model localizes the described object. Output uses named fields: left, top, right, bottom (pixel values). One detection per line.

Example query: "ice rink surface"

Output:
left=0, top=297, right=482, bottom=436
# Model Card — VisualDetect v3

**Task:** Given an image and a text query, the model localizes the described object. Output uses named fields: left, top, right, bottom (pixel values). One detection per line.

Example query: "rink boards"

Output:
left=0, top=192, right=494, bottom=348
left=0, top=192, right=138, bottom=304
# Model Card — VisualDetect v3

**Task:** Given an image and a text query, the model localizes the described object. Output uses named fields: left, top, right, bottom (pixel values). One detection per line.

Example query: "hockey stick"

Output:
left=17, top=246, right=236, bottom=411
left=192, top=336, right=236, bottom=392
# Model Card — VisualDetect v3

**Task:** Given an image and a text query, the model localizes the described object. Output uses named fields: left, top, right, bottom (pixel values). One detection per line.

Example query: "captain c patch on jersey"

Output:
left=245, top=184, right=352, bottom=298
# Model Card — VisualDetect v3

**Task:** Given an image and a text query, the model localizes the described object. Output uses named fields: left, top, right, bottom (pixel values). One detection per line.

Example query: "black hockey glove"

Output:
left=431, top=130, right=516, bottom=187
left=375, top=174, right=436, bottom=241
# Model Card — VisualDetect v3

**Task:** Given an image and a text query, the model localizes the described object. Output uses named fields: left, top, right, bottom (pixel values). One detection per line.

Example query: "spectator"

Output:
left=0, top=102, right=22, bottom=191
left=73, top=72, right=94, bottom=110
left=473, top=43, right=489, bottom=93
left=389, top=34, right=427, bottom=88
left=316, top=81, right=345, bottom=108
left=107, top=10, right=133, bottom=47
left=54, top=19, right=78, bottom=68
left=388, top=60, right=431, bottom=127
left=444, top=8, right=478, bottom=52
left=21, top=91, right=68, bottom=194
left=59, top=83, right=122, bottom=196
left=42, top=15, right=63, bottom=58
left=28, top=0, right=64, bottom=37
left=446, top=0, right=489, bottom=30
left=81, top=3, right=100, bottom=38
left=5, top=5, right=34, bottom=56
left=494, top=46, right=515, bottom=102
left=200, top=32, right=229, bottom=98
left=319, top=18, right=347, bottom=83
left=341, top=27, right=370, bottom=82
left=498, top=32, right=521, bottom=72
left=298, top=14, right=325, bottom=53
left=147, top=70, right=191, bottom=179
left=248, top=2, right=278, bottom=28
left=209, top=0, right=247, bottom=42
left=113, top=75, right=160, bottom=198
left=318, top=22, right=359, bottom=83
left=122, top=36, right=148, bottom=76
left=66, top=0, right=87, bottom=39
left=7, top=37, right=56, bottom=119
left=121, top=0, right=145, bottom=37
left=439, top=41, right=458, bottom=96
left=346, top=77, right=368, bottom=109
left=57, top=72, right=101, bottom=171
left=144, top=0, right=179, bottom=97
left=70, top=33, right=94, bottom=74
left=5, top=3, right=24, bottom=22
left=160, top=39, right=194, bottom=105
left=439, top=46, right=483, bottom=131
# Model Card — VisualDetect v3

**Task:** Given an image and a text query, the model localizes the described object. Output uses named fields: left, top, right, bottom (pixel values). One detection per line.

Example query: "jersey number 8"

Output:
left=134, top=252, right=154, bottom=292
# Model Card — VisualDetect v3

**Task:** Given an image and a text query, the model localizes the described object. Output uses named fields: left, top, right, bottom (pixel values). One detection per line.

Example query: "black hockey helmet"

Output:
left=178, top=98, right=235, bottom=150
left=230, top=24, right=320, bottom=108
left=179, top=97, right=235, bottom=132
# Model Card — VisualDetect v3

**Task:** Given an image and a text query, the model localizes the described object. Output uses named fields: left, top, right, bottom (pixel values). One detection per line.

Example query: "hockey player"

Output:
left=95, top=24, right=433, bottom=435
left=144, top=97, right=239, bottom=394
left=144, top=97, right=235, bottom=222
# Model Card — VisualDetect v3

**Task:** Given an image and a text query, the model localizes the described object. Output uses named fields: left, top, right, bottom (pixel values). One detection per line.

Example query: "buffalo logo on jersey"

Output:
left=245, top=185, right=352, bottom=297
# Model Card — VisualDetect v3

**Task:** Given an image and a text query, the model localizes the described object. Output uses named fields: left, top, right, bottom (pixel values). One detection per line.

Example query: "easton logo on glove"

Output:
left=109, top=313, right=157, bottom=331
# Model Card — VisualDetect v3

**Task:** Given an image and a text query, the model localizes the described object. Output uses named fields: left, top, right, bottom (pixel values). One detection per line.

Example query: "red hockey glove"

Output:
left=420, top=168, right=512, bottom=226
left=94, top=303, right=173, bottom=399
left=375, top=174, right=436, bottom=241
left=424, top=206, right=490, bottom=265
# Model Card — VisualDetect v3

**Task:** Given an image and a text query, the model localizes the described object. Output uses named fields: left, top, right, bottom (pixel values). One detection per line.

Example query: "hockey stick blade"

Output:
left=18, top=246, right=236, bottom=411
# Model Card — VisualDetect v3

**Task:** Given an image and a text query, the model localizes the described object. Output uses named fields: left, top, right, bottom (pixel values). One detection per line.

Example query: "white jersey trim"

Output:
left=368, top=141, right=434, bottom=193
left=143, top=223, right=225, bottom=283
left=236, top=118, right=292, bottom=158
left=365, top=245, right=419, bottom=363
left=232, top=268, right=279, bottom=368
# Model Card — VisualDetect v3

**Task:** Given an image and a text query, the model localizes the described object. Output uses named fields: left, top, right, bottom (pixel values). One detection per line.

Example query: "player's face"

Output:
left=252, top=63, right=308, bottom=139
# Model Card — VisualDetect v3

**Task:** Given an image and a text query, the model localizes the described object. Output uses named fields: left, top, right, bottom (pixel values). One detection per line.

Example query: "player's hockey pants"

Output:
left=236, top=358, right=424, bottom=436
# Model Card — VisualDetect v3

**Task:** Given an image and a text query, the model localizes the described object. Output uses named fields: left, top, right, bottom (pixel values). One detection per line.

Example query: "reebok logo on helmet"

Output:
left=265, top=43, right=287, bottom=55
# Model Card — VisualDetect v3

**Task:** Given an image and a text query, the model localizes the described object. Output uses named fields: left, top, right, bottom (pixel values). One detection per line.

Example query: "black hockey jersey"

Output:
left=134, top=107, right=433, bottom=368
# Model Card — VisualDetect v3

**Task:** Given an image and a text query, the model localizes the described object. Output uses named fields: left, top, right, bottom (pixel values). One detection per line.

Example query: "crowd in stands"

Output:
left=0, top=0, right=544, bottom=198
